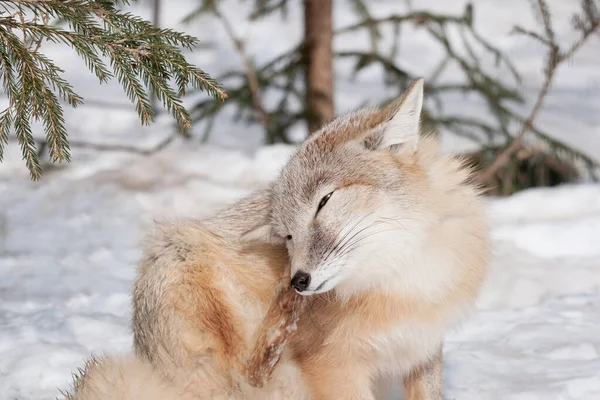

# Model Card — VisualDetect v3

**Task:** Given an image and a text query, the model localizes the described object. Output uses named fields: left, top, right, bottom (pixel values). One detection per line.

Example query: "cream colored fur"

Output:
left=61, top=79, right=490, bottom=400
left=60, top=354, right=196, bottom=400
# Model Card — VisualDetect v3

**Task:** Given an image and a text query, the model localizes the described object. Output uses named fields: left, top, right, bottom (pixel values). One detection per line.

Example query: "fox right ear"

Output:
left=240, top=223, right=283, bottom=244
left=364, top=78, right=424, bottom=154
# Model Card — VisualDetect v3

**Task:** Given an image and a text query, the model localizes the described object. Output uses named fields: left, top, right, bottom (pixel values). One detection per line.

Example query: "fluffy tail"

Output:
left=60, top=354, right=193, bottom=400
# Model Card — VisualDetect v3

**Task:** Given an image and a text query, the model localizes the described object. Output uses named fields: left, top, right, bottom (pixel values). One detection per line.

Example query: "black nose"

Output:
left=291, top=271, right=311, bottom=292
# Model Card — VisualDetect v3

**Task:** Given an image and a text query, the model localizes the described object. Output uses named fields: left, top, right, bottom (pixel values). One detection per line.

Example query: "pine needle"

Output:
left=0, top=0, right=226, bottom=179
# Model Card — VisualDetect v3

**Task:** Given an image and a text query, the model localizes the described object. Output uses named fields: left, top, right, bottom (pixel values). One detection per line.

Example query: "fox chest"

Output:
left=366, top=321, right=446, bottom=376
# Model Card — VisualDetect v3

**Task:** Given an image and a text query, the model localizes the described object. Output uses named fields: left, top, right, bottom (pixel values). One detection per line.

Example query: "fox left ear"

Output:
left=376, top=78, right=424, bottom=154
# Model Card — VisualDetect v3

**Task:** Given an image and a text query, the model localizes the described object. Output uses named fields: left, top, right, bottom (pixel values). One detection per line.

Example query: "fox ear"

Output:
left=372, top=78, right=424, bottom=154
left=240, top=223, right=284, bottom=245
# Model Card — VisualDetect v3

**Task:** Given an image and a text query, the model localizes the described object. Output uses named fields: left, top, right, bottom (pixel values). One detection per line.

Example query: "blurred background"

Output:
left=0, top=0, right=599, bottom=399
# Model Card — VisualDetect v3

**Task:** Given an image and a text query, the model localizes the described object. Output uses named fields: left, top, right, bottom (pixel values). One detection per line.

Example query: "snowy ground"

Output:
left=2, top=143, right=600, bottom=399
left=1, top=0, right=600, bottom=399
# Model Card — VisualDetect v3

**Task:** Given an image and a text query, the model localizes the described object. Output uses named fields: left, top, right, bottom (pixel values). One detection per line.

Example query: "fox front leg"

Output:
left=300, top=357, right=376, bottom=400
left=402, top=346, right=443, bottom=400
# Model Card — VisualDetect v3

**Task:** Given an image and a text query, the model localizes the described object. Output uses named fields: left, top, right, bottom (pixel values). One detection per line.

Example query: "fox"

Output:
left=61, top=78, right=490, bottom=400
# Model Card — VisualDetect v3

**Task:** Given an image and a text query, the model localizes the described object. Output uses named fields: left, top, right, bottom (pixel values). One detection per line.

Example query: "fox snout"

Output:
left=291, top=269, right=334, bottom=295
left=290, top=270, right=311, bottom=292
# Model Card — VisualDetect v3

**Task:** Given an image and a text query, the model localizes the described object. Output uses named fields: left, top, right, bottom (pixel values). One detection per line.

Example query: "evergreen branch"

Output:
left=39, top=85, right=70, bottom=162
left=0, top=23, right=72, bottom=165
left=0, top=19, right=113, bottom=82
left=259, top=43, right=303, bottom=73
left=109, top=50, right=154, bottom=124
left=135, top=53, right=191, bottom=129
left=337, top=50, right=411, bottom=81
left=389, top=19, right=402, bottom=60
left=190, top=2, right=525, bottom=146
left=434, top=116, right=498, bottom=143
left=0, top=107, right=12, bottom=161
left=525, top=122, right=600, bottom=178
left=426, top=22, right=522, bottom=141
left=336, top=2, right=523, bottom=147
left=32, top=51, right=83, bottom=106
left=0, top=40, right=17, bottom=162
left=249, top=0, right=288, bottom=20
left=336, top=11, right=467, bottom=35
left=10, top=132, right=178, bottom=156
left=181, top=0, right=218, bottom=24
left=478, top=0, right=600, bottom=183
left=13, top=87, right=42, bottom=179
left=0, top=0, right=226, bottom=178
left=348, top=0, right=381, bottom=53
left=511, top=26, right=552, bottom=47
left=211, top=6, right=269, bottom=131
left=563, top=1, right=600, bottom=60
left=0, top=39, right=18, bottom=99
left=187, top=40, right=304, bottom=143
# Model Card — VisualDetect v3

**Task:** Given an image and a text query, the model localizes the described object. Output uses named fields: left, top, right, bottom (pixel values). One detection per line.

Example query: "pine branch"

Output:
left=526, top=122, right=600, bottom=180
left=0, top=107, right=13, bottom=161
left=248, top=0, right=289, bottom=20
left=478, top=0, right=600, bottom=183
left=13, top=95, right=42, bottom=179
left=210, top=6, right=270, bottom=132
left=0, top=0, right=226, bottom=179
left=337, top=50, right=411, bottom=82
left=188, top=42, right=305, bottom=143
left=336, top=11, right=467, bottom=35
left=338, top=3, right=523, bottom=146
left=180, top=0, right=218, bottom=24
left=187, top=2, right=524, bottom=145
left=9, top=132, right=177, bottom=156
left=348, top=0, right=381, bottom=53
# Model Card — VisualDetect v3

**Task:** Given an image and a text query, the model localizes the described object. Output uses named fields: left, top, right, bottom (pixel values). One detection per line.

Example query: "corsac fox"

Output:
left=62, top=79, right=490, bottom=400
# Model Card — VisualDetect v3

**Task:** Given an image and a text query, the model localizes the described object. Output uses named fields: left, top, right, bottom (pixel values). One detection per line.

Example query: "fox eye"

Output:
left=316, top=192, right=333, bottom=215
left=286, top=235, right=292, bottom=241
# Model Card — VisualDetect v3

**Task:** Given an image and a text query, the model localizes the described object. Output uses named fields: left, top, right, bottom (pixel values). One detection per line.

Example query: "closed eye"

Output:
left=316, top=192, right=333, bottom=216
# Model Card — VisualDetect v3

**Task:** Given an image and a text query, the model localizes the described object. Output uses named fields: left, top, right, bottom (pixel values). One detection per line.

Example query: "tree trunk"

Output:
left=303, top=0, right=334, bottom=134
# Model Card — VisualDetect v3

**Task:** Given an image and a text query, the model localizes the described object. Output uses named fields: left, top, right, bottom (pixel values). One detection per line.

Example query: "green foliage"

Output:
left=187, top=1, right=525, bottom=146
left=186, top=0, right=600, bottom=186
left=0, top=0, right=226, bottom=180
left=484, top=0, right=600, bottom=182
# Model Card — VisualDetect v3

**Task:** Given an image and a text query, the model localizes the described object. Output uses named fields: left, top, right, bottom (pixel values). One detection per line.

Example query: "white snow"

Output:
left=2, top=143, right=600, bottom=399
left=1, top=0, right=600, bottom=399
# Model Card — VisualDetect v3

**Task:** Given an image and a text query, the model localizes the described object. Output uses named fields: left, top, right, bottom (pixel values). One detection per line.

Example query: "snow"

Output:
left=3, top=143, right=600, bottom=399
left=1, top=0, right=600, bottom=399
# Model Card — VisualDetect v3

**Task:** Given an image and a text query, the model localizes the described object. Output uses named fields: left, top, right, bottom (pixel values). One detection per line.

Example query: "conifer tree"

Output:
left=187, top=0, right=600, bottom=194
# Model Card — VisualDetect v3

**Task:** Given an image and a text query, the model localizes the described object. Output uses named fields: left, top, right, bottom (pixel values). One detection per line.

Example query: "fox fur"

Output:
left=61, top=79, right=490, bottom=400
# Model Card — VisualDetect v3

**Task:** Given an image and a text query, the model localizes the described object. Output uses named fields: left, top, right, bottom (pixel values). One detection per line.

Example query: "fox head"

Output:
left=243, top=79, right=486, bottom=298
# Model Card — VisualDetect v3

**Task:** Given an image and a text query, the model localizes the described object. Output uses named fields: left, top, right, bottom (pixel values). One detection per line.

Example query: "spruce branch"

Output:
left=188, top=0, right=599, bottom=191
left=211, top=5, right=270, bottom=132
left=478, top=0, right=600, bottom=184
left=0, top=107, right=13, bottom=161
left=337, top=2, right=523, bottom=146
left=9, top=131, right=177, bottom=156
left=188, top=2, right=525, bottom=144
left=347, top=0, right=381, bottom=53
left=249, top=0, right=288, bottom=20
left=336, top=11, right=467, bottom=35
left=0, top=0, right=226, bottom=179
